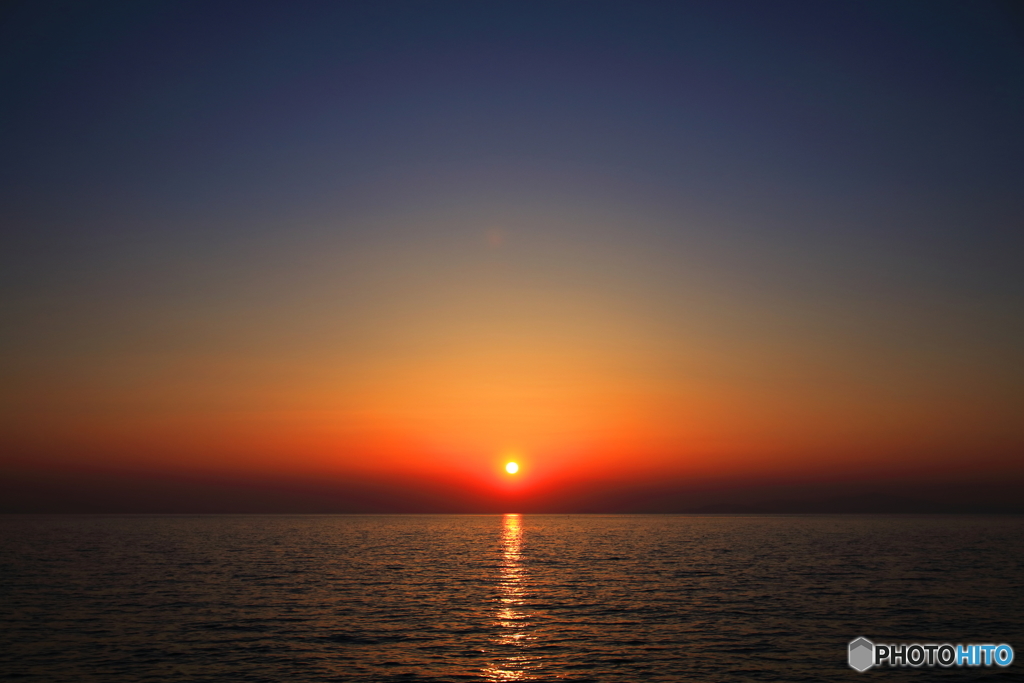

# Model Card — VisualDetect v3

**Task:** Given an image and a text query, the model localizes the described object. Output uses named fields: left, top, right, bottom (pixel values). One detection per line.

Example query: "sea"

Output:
left=2, top=514, right=1022, bottom=682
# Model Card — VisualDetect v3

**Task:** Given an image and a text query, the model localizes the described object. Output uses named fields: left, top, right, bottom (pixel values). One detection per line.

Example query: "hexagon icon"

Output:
left=849, top=637, right=874, bottom=672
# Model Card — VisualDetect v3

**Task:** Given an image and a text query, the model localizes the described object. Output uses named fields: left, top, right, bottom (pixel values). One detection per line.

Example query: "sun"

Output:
left=505, top=461, right=519, bottom=474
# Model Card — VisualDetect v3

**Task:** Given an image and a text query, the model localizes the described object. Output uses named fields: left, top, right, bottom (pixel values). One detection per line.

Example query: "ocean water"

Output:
left=1, top=514, right=1022, bottom=682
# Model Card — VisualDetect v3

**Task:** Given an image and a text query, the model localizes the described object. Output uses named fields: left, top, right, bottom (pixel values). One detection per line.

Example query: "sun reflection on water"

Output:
left=482, top=513, right=538, bottom=681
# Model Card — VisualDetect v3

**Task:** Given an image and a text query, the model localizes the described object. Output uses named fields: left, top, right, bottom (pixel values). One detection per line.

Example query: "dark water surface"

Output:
left=2, top=515, right=1022, bottom=681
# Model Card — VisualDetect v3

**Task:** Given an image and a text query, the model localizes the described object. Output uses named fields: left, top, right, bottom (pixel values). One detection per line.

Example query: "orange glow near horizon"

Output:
left=3, top=212, right=1023, bottom=497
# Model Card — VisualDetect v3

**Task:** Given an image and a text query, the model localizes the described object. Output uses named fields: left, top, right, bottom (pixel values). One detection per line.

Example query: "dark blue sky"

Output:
left=5, top=1, right=1022, bottom=335
left=5, top=1, right=1022, bottom=236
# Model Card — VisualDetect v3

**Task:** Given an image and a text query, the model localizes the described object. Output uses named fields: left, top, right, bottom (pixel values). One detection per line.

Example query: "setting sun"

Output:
left=505, top=462, right=519, bottom=475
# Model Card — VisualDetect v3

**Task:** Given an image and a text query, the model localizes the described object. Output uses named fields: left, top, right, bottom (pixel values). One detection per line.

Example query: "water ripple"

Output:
left=1, top=514, right=1022, bottom=681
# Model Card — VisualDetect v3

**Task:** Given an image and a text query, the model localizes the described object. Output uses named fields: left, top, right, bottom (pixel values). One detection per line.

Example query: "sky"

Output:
left=2, top=0, right=1023, bottom=512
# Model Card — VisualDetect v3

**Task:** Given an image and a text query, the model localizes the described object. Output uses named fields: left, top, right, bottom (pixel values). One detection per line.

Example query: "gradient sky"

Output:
left=2, top=1, right=1023, bottom=510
